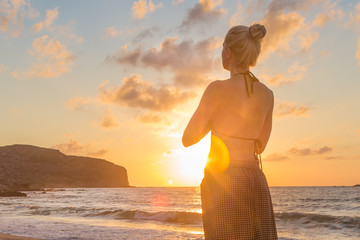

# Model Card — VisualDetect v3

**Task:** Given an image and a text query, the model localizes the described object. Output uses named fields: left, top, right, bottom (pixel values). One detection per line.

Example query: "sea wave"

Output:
left=88, top=209, right=360, bottom=229
left=25, top=203, right=360, bottom=230
left=87, top=209, right=203, bottom=224
left=298, top=197, right=360, bottom=202
left=28, top=206, right=107, bottom=216
left=276, top=212, right=360, bottom=229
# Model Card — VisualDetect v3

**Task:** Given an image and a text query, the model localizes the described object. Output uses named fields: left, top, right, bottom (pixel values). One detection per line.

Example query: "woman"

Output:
left=182, top=24, right=278, bottom=239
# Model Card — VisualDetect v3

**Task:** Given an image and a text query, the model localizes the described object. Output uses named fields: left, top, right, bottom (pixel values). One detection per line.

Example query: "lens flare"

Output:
left=206, top=134, right=230, bottom=173
left=151, top=192, right=169, bottom=208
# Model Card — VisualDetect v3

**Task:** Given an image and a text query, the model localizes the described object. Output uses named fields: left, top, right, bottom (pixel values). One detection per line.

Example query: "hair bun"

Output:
left=249, top=24, right=266, bottom=41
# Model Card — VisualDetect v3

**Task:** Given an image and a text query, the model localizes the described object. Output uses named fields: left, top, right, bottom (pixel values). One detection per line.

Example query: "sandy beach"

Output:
left=0, top=233, right=41, bottom=240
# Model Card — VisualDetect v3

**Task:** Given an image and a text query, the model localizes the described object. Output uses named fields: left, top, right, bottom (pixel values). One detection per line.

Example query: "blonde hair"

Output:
left=224, top=24, right=266, bottom=68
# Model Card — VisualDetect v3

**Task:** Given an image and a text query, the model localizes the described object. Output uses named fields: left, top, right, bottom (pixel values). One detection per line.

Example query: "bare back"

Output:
left=182, top=73, right=274, bottom=161
left=209, top=75, right=274, bottom=160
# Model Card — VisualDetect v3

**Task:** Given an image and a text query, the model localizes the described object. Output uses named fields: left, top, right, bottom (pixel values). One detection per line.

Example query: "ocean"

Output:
left=0, top=187, right=359, bottom=239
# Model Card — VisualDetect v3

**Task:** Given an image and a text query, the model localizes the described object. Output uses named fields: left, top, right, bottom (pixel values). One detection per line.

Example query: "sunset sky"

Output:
left=1, top=0, right=360, bottom=187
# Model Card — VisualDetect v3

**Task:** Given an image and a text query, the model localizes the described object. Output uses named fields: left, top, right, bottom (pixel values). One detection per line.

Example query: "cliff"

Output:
left=0, top=144, right=129, bottom=190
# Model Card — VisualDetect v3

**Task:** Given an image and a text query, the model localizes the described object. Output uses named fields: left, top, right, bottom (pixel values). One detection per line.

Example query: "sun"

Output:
left=172, top=134, right=211, bottom=185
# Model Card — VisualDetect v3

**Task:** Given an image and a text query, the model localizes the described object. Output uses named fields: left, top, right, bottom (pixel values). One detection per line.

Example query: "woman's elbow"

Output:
left=255, top=139, right=267, bottom=155
left=258, top=146, right=266, bottom=154
left=182, top=135, right=192, bottom=147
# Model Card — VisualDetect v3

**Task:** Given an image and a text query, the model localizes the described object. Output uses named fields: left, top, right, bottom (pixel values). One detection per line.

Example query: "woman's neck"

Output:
left=230, top=66, right=249, bottom=77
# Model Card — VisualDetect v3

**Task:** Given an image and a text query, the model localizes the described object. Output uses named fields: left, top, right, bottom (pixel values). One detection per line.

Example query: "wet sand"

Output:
left=0, top=233, right=41, bottom=240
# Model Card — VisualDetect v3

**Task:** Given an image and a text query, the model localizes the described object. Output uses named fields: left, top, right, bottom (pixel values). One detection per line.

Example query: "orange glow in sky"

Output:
left=1, top=1, right=360, bottom=187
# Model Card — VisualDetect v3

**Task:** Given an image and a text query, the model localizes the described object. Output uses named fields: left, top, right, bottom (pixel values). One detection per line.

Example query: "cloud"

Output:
left=66, top=97, right=93, bottom=111
left=101, top=109, right=119, bottom=128
left=106, top=37, right=221, bottom=87
left=32, top=7, right=58, bottom=32
left=132, top=26, right=159, bottom=42
left=347, top=2, right=360, bottom=60
left=68, top=33, right=83, bottom=43
left=287, top=146, right=333, bottom=156
left=53, top=139, right=83, bottom=154
left=163, top=148, right=182, bottom=157
left=324, top=154, right=360, bottom=161
left=32, top=7, right=84, bottom=43
left=138, top=112, right=173, bottom=126
left=141, top=37, right=219, bottom=71
left=0, top=0, right=39, bottom=37
left=180, top=0, right=226, bottom=30
left=345, top=2, right=360, bottom=28
left=274, top=100, right=310, bottom=118
left=264, top=153, right=289, bottom=161
left=323, top=156, right=342, bottom=161
left=262, top=62, right=307, bottom=87
left=11, top=35, right=77, bottom=79
left=106, top=44, right=142, bottom=66
left=132, top=0, right=162, bottom=20
left=0, top=64, right=7, bottom=75
left=105, top=26, right=136, bottom=39
left=259, top=0, right=318, bottom=57
left=104, top=26, right=123, bottom=38
left=320, top=50, right=330, bottom=57
left=299, top=31, right=318, bottom=52
left=86, top=149, right=108, bottom=158
left=312, top=2, right=343, bottom=26
left=48, top=20, right=84, bottom=43
left=262, top=12, right=304, bottom=55
left=228, top=2, right=243, bottom=27
left=172, top=0, right=184, bottom=5
left=10, top=107, right=25, bottom=115
left=139, top=112, right=163, bottom=123
left=98, top=74, right=196, bottom=111
left=52, top=139, right=108, bottom=157
left=265, top=145, right=333, bottom=161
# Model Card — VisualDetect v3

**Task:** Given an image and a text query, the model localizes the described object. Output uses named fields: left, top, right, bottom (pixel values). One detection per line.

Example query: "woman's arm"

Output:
left=182, top=81, right=220, bottom=147
left=256, top=91, right=274, bottom=154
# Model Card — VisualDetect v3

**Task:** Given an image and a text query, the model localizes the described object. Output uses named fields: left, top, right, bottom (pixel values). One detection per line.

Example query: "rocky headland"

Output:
left=0, top=144, right=129, bottom=191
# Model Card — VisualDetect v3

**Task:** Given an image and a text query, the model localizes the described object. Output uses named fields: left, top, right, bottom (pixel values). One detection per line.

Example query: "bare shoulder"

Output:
left=207, top=80, right=223, bottom=89
left=203, top=80, right=223, bottom=96
left=256, top=81, right=274, bottom=100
